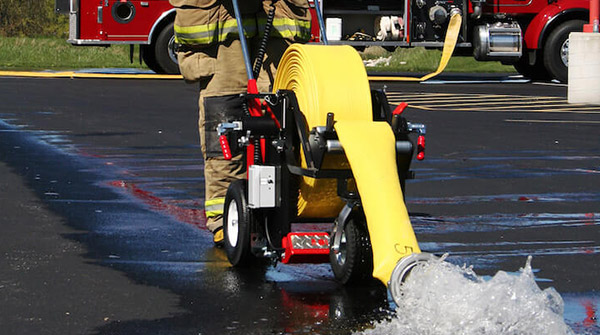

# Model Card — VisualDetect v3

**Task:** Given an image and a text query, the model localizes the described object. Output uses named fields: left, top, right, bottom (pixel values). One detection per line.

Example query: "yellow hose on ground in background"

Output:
left=0, top=14, right=458, bottom=84
left=273, top=44, right=421, bottom=285
left=369, top=13, right=462, bottom=82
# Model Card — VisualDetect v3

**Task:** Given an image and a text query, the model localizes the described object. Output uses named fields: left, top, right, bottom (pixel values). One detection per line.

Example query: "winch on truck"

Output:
left=58, top=0, right=592, bottom=82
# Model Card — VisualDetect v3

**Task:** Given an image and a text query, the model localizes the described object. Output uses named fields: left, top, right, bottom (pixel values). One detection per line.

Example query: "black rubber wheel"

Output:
left=543, top=20, right=585, bottom=83
left=152, top=22, right=180, bottom=74
left=223, top=180, right=254, bottom=266
left=141, top=44, right=162, bottom=74
left=329, top=212, right=374, bottom=284
left=513, top=51, right=550, bottom=81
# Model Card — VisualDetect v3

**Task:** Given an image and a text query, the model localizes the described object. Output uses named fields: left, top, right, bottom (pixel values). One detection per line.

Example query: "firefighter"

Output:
left=169, top=0, right=311, bottom=245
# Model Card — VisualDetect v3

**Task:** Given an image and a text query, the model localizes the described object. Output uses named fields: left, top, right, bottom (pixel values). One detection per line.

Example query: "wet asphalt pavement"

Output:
left=0, top=74, right=598, bottom=334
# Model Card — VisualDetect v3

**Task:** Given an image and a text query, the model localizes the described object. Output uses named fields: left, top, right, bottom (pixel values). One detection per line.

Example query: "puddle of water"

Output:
left=359, top=256, right=575, bottom=335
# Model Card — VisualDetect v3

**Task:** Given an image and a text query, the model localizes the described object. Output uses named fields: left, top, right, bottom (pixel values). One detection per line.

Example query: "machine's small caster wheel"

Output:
left=329, top=214, right=374, bottom=284
left=223, top=180, right=254, bottom=266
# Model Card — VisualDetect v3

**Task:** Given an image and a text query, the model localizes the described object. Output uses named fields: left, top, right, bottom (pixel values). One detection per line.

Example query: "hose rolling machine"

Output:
left=216, top=0, right=437, bottom=305
left=217, top=84, right=430, bottom=299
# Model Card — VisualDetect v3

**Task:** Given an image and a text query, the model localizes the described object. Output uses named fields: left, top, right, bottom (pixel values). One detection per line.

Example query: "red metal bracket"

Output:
left=281, top=232, right=330, bottom=264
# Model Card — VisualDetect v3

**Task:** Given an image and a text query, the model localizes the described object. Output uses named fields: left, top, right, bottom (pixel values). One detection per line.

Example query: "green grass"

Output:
left=361, top=46, right=516, bottom=73
left=0, top=36, right=149, bottom=71
left=0, top=36, right=515, bottom=74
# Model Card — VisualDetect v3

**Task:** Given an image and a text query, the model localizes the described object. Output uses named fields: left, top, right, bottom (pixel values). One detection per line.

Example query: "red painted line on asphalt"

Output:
left=583, top=299, right=598, bottom=327
left=108, top=180, right=208, bottom=230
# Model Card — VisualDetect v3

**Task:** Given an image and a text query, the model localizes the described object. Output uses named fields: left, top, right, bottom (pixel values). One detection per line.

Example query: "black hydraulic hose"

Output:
left=253, top=4, right=276, bottom=79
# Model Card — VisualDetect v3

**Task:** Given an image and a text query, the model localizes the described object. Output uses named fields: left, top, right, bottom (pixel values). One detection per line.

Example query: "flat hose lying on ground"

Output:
left=369, top=13, right=463, bottom=82
left=273, top=44, right=421, bottom=284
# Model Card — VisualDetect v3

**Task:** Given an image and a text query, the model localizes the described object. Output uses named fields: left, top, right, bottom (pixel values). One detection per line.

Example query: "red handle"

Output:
left=219, top=135, right=232, bottom=160
left=393, top=102, right=408, bottom=115
left=417, top=135, right=425, bottom=160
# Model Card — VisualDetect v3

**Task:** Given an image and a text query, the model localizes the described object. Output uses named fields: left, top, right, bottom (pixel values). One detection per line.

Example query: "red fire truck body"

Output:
left=65, top=0, right=178, bottom=74
left=62, top=0, right=590, bottom=82
left=78, top=1, right=172, bottom=41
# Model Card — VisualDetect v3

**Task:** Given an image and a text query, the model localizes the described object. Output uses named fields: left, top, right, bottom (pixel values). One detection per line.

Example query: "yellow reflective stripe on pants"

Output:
left=260, top=17, right=311, bottom=41
left=174, top=18, right=258, bottom=45
left=205, top=198, right=225, bottom=218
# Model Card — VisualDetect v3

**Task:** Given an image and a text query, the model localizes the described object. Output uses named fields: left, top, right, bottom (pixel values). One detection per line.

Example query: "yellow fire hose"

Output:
left=369, top=13, right=463, bottom=82
left=274, top=45, right=371, bottom=218
left=273, top=44, right=421, bottom=285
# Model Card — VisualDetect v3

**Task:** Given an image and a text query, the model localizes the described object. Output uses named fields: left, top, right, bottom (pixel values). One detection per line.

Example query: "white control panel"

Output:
left=248, top=165, right=277, bottom=208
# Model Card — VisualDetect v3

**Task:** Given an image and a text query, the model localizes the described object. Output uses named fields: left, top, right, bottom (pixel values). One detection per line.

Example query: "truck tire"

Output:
left=543, top=20, right=585, bottom=83
left=146, top=22, right=180, bottom=74
left=513, top=51, right=550, bottom=81
left=141, top=44, right=161, bottom=74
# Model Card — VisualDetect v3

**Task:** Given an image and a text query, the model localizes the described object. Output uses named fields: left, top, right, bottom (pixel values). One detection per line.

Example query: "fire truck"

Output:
left=58, top=0, right=590, bottom=82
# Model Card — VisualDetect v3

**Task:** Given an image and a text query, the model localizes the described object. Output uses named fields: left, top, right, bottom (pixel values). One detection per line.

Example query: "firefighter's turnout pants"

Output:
left=170, top=0, right=311, bottom=232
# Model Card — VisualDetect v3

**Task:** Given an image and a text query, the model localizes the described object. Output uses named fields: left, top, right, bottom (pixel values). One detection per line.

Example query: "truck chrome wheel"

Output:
left=543, top=20, right=585, bottom=83
left=560, top=38, right=569, bottom=67
left=153, top=22, right=180, bottom=74
left=167, top=35, right=178, bottom=66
